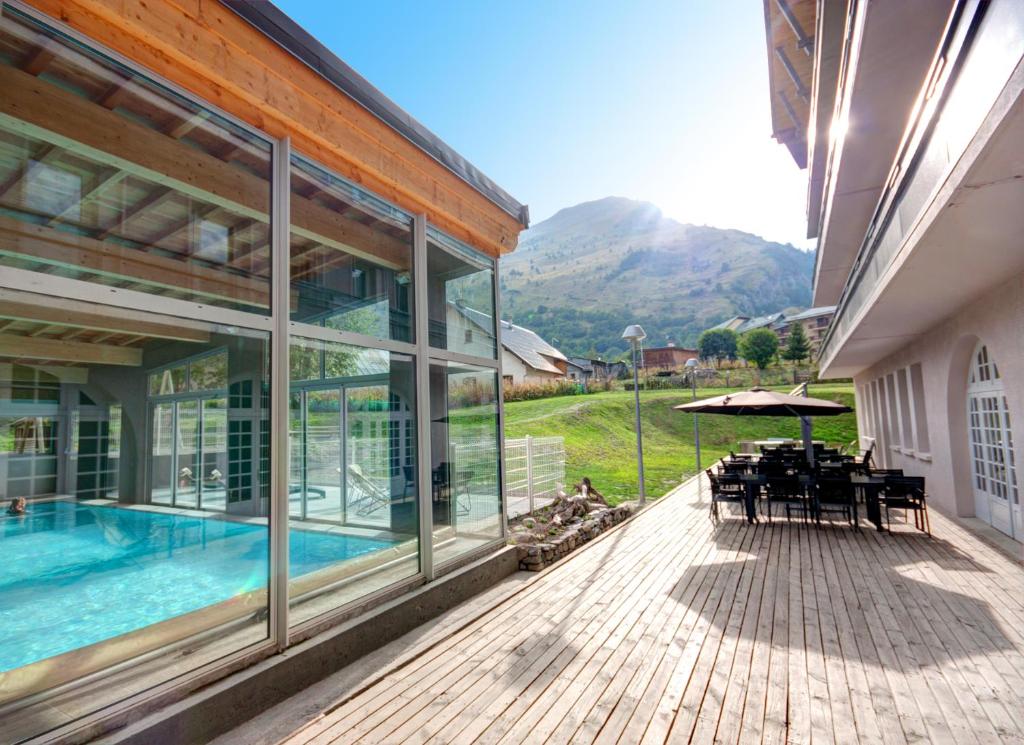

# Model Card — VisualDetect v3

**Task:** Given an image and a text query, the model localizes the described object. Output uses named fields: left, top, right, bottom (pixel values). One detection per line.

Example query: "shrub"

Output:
left=503, top=378, right=585, bottom=402
left=738, top=328, right=779, bottom=370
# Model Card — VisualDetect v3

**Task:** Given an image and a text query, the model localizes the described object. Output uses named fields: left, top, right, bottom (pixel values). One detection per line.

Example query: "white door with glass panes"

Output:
left=967, top=343, right=1021, bottom=538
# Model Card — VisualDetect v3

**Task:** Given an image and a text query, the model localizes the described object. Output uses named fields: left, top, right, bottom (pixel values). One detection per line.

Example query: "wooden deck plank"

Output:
left=268, top=478, right=1024, bottom=745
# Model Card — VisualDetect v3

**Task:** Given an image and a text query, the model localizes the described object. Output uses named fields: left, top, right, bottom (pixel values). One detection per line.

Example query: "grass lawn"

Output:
left=503, top=383, right=858, bottom=503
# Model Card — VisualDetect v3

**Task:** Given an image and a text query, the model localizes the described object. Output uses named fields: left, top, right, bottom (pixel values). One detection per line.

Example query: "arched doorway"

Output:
left=966, top=342, right=1020, bottom=538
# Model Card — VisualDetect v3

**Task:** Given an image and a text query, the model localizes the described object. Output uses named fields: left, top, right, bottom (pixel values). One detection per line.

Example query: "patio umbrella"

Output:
left=673, top=387, right=852, bottom=465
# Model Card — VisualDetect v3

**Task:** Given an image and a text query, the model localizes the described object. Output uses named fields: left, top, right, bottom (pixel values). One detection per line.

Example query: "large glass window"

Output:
left=0, top=299, right=270, bottom=712
left=0, top=10, right=272, bottom=313
left=290, top=157, right=414, bottom=342
left=429, top=361, right=502, bottom=565
left=427, top=233, right=497, bottom=358
left=287, top=336, right=419, bottom=626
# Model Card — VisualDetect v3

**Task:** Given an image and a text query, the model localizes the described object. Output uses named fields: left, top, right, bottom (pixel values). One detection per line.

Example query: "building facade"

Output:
left=764, top=0, right=1024, bottom=541
left=773, top=306, right=836, bottom=356
left=498, top=320, right=568, bottom=384
left=0, top=1, right=527, bottom=740
left=638, top=344, right=699, bottom=373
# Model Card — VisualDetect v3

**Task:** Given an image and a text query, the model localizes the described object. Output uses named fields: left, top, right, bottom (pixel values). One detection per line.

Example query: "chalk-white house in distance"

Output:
left=448, top=303, right=568, bottom=384
left=499, top=321, right=569, bottom=384
left=764, top=0, right=1024, bottom=541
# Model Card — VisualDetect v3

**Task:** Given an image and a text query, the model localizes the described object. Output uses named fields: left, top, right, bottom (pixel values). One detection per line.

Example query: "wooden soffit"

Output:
left=20, top=0, right=525, bottom=258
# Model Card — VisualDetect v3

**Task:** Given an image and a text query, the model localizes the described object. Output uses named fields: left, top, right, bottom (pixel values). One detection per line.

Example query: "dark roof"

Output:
left=783, top=305, right=836, bottom=322
left=498, top=320, right=566, bottom=374
left=220, top=1, right=529, bottom=228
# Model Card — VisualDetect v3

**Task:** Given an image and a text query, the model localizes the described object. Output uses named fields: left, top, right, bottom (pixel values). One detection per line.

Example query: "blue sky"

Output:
left=274, top=0, right=810, bottom=247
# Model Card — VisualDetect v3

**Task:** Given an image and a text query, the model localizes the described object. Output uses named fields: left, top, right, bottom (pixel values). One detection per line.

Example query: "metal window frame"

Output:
left=0, top=0, right=515, bottom=729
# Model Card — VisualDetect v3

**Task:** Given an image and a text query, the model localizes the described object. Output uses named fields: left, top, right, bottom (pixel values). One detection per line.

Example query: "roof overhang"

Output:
left=220, top=0, right=528, bottom=230
left=820, top=72, right=1024, bottom=378
left=812, top=0, right=954, bottom=305
left=763, top=0, right=816, bottom=169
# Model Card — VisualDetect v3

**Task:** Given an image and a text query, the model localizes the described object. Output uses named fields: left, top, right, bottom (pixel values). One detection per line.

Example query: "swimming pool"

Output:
left=0, top=501, right=396, bottom=672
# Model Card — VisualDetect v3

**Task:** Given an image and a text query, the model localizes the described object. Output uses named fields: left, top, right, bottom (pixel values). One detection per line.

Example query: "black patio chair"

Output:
left=815, top=475, right=855, bottom=525
left=762, top=468, right=814, bottom=523
left=880, top=476, right=930, bottom=535
left=707, top=469, right=746, bottom=523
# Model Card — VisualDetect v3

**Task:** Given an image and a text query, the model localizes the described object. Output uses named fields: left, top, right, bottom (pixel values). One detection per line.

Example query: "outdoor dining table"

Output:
left=849, top=473, right=886, bottom=532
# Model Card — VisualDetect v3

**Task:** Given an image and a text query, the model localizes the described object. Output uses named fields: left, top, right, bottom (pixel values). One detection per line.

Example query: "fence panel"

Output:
left=502, top=435, right=565, bottom=520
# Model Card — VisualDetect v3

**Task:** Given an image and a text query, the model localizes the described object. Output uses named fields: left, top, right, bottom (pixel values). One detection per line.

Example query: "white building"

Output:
left=764, top=0, right=1024, bottom=541
left=498, top=320, right=569, bottom=384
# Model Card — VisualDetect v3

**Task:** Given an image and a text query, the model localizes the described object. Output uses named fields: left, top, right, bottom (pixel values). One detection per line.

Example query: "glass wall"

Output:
left=0, top=5, right=507, bottom=740
left=290, top=157, right=414, bottom=342
left=429, top=361, right=502, bottom=565
left=427, top=233, right=497, bottom=357
left=286, top=337, right=419, bottom=624
left=0, top=301, right=270, bottom=708
left=0, top=10, right=272, bottom=314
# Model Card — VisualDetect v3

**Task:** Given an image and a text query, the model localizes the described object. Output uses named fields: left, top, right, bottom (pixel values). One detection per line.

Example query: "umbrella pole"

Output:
left=800, top=382, right=815, bottom=468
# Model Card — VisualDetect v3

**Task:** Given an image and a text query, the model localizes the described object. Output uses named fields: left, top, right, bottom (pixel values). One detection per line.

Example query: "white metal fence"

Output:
left=504, top=435, right=566, bottom=519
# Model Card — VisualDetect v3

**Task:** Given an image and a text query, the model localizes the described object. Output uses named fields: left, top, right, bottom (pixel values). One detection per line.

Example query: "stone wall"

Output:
left=514, top=504, right=634, bottom=571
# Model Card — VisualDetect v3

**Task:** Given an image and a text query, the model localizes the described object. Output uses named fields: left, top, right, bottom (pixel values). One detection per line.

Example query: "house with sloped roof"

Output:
left=710, top=312, right=787, bottom=335
left=446, top=302, right=568, bottom=384
left=498, top=320, right=569, bottom=384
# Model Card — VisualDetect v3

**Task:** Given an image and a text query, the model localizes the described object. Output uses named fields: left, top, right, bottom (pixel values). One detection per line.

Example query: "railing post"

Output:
left=526, top=434, right=534, bottom=515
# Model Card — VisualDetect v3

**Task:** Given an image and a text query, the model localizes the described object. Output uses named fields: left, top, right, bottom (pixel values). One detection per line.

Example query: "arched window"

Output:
left=967, top=343, right=1019, bottom=538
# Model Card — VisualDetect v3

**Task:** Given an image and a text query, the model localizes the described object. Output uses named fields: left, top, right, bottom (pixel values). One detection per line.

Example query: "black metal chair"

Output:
left=707, top=469, right=746, bottom=523
left=880, top=476, right=930, bottom=535
left=815, top=475, right=855, bottom=525
left=760, top=463, right=813, bottom=523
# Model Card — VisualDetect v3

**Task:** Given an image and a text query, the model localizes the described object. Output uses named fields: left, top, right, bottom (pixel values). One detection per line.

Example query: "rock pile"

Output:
left=511, top=499, right=635, bottom=572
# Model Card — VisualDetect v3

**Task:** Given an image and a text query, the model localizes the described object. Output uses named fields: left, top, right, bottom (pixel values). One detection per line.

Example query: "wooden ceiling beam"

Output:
left=94, top=186, right=176, bottom=240
left=0, top=332, right=143, bottom=366
left=0, top=298, right=212, bottom=343
left=44, top=168, right=126, bottom=226
left=0, top=64, right=409, bottom=271
left=0, top=215, right=269, bottom=307
left=21, top=42, right=58, bottom=76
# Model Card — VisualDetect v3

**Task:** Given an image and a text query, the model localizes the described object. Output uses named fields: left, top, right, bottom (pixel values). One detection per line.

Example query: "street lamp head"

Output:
left=685, top=357, right=699, bottom=369
left=621, top=324, right=647, bottom=345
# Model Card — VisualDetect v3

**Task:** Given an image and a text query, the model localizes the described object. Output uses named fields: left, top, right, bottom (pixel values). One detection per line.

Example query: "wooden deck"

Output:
left=267, top=476, right=1024, bottom=744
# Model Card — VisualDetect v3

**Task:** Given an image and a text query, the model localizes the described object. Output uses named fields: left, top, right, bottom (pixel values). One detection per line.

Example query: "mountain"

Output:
left=499, top=197, right=814, bottom=360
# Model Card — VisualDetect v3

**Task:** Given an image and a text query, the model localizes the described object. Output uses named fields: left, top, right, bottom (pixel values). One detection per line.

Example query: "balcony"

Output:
left=818, top=0, right=1024, bottom=377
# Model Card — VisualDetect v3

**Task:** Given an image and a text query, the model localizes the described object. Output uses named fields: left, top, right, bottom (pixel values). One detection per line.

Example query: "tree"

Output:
left=738, top=328, right=779, bottom=371
left=781, top=322, right=811, bottom=365
left=697, top=328, right=739, bottom=367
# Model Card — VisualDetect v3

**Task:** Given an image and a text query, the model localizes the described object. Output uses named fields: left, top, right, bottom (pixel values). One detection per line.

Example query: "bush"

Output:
left=504, top=378, right=585, bottom=402
left=738, top=328, right=779, bottom=370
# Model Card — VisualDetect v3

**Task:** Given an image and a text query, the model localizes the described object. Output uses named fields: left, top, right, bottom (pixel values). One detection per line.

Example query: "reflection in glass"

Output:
left=290, top=157, right=414, bottom=342
left=430, top=361, right=502, bottom=565
left=0, top=301, right=270, bottom=712
left=427, top=235, right=496, bottom=357
left=0, top=10, right=272, bottom=313
left=174, top=399, right=200, bottom=508
left=287, top=337, right=419, bottom=625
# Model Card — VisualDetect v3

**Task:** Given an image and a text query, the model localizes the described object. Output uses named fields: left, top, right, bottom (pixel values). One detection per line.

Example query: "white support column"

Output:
left=525, top=435, right=534, bottom=515
left=413, top=214, right=433, bottom=581
left=493, top=256, right=509, bottom=535
left=269, top=137, right=291, bottom=650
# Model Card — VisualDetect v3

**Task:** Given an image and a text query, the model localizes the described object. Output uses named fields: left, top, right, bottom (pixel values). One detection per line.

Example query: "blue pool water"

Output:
left=0, top=501, right=396, bottom=672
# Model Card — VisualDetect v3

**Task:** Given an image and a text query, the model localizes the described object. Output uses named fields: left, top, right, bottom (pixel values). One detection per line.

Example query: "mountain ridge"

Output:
left=500, top=197, right=814, bottom=359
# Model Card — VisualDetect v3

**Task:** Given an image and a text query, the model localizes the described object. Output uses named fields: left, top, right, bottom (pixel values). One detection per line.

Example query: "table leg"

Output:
left=745, top=483, right=757, bottom=524
left=866, top=488, right=884, bottom=532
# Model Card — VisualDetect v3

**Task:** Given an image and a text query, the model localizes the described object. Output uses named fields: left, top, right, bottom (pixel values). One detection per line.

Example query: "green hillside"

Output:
left=501, top=197, right=814, bottom=358
left=503, top=384, right=858, bottom=502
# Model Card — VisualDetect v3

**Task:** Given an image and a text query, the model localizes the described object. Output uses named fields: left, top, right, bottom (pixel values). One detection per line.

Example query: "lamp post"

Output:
left=685, top=358, right=702, bottom=473
left=621, top=324, right=647, bottom=505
